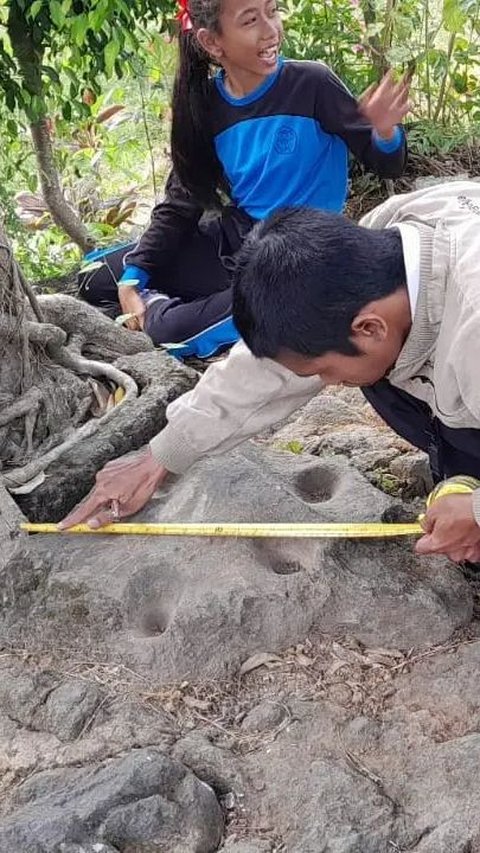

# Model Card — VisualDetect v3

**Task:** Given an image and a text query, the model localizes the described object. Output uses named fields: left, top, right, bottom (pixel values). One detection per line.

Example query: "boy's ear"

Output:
left=196, top=27, right=224, bottom=59
left=351, top=313, right=388, bottom=344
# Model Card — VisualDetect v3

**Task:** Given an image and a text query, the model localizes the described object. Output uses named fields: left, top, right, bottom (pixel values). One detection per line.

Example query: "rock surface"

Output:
left=0, top=748, right=223, bottom=852
left=1, top=386, right=478, bottom=851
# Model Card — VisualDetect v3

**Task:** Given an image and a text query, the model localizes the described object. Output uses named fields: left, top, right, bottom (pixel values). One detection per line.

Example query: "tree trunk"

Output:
left=30, top=119, right=95, bottom=253
left=7, top=2, right=95, bottom=253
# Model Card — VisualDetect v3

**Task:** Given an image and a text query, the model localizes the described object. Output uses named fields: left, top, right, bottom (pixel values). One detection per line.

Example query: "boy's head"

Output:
left=233, top=208, right=411, bottom=387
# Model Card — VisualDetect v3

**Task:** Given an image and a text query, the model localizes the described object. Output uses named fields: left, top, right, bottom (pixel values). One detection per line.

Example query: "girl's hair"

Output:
left=171, top=1, right=231, bottom=210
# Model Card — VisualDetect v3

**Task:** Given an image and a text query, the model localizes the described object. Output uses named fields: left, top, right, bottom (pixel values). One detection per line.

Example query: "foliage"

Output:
left=2, top=36, right=176, bottom=279
left=0, top=0, right=175, bottom=121
left=282, top=0, right=374, bottom=93
left=0, top=2, right=177, bottom=278
left=0, top=0, right=479, bottom=279
left=282, top=0, right=480, bottom=124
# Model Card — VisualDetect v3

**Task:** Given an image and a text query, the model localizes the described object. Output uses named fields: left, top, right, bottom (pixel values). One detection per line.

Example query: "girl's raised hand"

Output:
left=360, top=71, right=411, bottom=140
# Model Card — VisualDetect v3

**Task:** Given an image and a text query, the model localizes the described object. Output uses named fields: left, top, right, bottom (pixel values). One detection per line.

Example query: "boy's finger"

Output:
left=85, top=509, right=118, bottom=529
left=415, top=533, right=438, bottom=555
left=59, top=491, right=107, bottom=529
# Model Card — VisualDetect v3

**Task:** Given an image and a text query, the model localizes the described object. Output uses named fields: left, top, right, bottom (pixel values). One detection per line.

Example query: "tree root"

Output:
left=0, top=281, right=156, bottom=490
left=0, top=388, right=42, bottom=429
left=0, top=315, right=67, bottom=348
left=53, top=346, right=138, bottom=400
left=14, top=260, right=44, bottom=323
left=36, top=294, right=153, bottom=360
left=2, top=387, right=136, bottom=490
left=2, top=336, right=139, bottom=489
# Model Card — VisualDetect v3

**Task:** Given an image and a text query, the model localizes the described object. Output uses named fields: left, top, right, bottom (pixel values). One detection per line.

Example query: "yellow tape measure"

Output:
left=21, top=521, right=422, bottom=538
left=20, top=477, right=480, bottom=541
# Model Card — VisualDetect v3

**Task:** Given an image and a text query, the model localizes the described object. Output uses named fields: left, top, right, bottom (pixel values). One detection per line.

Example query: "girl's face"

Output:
left=198, top=0, right=283, bottom=92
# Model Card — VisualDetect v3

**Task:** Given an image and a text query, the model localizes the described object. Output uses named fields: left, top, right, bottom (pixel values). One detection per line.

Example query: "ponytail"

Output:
left=171, top=30, right=230, bottom=210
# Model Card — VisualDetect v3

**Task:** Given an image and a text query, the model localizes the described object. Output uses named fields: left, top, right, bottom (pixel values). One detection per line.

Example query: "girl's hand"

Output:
left=118, top=286, right=146, bottom=331
left=360, top=71, right=411, bottom=140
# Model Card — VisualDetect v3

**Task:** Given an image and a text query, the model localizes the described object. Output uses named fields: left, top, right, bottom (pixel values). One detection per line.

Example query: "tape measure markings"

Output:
left=21, top=521, right=423, bottom=539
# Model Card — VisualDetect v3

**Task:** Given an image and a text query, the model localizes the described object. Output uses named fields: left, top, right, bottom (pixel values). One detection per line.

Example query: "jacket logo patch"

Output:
left=458, top=195, right=480, bottom=216
left=273, top=126, right=298, bottom=155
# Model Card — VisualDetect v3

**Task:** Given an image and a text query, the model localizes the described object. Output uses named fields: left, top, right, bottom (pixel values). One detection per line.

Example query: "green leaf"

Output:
left=442, top=0, right=466, bottom=33
left=70, top=14, right=89, bottom=46
left=5, top=87, right=16, bottom=111
left=41, top=65, right=61, bottom=84
left=29, top=0, right=44, bottom=19
left=104, top=38, right=120, bottom=76
left=49, top=0, right=65, bottom=28
left=62, top=100, right=72, bottom=120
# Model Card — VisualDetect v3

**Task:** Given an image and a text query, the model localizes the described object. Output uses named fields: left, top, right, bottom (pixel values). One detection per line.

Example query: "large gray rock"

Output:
left=0, top=663, right=101, bottom=742
left=262, top=388, right=433, bottom=497
left=237, top=690, right=480, bottom=852
left=2, top=433, right=477, bottom=852
left=1, top=448, right=470, bottom=684
left=172, top=733, right=244, bottom=795
left=0, top=748, right=223, bottom=853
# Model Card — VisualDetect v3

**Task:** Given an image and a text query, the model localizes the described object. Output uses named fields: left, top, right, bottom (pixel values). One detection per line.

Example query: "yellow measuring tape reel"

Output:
left=20, top=476, right=480, bottom=540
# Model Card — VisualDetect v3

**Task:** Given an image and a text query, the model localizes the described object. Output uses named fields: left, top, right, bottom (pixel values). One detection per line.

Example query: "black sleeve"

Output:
left=125, top=169, right=204, bottom=275
left=315, top=65, right=407, bottom=179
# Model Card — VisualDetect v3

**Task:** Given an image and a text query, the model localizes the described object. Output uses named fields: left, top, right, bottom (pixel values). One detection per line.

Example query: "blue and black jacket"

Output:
left=123, top=58, right=406, bottom=289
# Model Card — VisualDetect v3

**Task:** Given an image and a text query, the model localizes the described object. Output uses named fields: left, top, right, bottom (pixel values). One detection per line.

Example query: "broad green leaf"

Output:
left=70, top=14, right=89, bottom=46
left=442, top=0, right=466, bottom=32
left=29, top=0, right=44, bottom=20
left=49, top=0, right=65, bottom=28
left=104, top=38, right=120, bottom=76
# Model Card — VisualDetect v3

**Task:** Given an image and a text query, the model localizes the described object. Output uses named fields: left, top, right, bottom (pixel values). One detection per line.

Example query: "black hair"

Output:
left=232, top=208, right=407, bottom=358
left=171, top=1, right=231, bottom=209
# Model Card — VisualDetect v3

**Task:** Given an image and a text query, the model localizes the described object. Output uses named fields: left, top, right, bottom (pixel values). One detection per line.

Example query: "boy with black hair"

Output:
left=62, top=181, right=480, bottom=564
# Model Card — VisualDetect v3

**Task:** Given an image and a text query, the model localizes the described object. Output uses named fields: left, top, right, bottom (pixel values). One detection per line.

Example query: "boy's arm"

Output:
left=150, top=341, right=323, bottom=473
left=60, top=343, right=323, bottom=528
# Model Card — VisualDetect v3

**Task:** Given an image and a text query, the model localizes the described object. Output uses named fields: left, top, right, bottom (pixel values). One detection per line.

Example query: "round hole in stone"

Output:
left=294, top=466, right=340, bottom=504
left=253, top=540, right=314, bottom=577
left=273, top=561, right=303, bottom=576
left=140, top=606, right=171, bottom=637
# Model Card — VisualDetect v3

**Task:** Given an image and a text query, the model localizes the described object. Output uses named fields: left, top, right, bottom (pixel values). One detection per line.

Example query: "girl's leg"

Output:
left=143, top=287, right=239, bottom=358
left=77, top=243, right=134, bottom=318
left=78, top=220, right=240, bottom=356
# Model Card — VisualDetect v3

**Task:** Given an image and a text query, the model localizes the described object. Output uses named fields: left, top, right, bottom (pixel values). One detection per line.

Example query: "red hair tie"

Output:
left=177, top=0, right=193, bottom=31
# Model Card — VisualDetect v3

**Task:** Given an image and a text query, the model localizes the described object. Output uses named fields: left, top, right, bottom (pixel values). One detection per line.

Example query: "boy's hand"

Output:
left=59, top=449, right=169, bottom=529
left=415, top=494, right=480, bottom=563
left=118, top=286, right=146, bottom=331
left=360, top=71, right=411, bottom=140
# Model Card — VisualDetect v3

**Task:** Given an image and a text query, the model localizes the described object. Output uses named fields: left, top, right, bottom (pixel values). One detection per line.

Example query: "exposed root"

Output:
left=0, top=388, right=42, bottom=429
left=13, top=260, right=44, bottom=323
left=1, top=344, right=138, bottom=488
left=36, top=294, right=153, bottom=360
left=0, top=236, right=155, bottom=490
left=54, top=346, right=138, bottom=401
left=2, top=391, right=132, bottom=489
